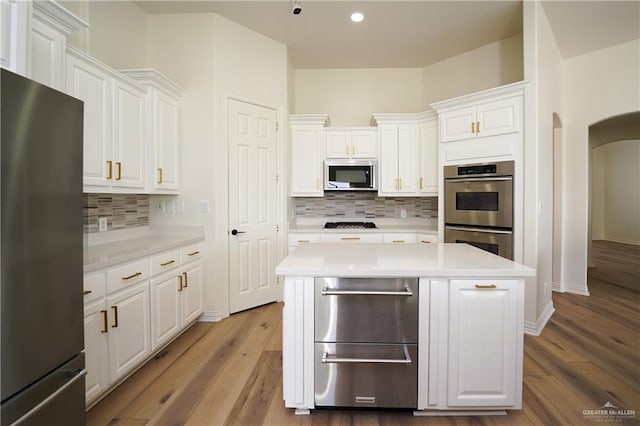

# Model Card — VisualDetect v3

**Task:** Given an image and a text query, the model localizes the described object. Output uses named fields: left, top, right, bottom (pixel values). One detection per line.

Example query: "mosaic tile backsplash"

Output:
left=294, top=193, right=438, bottom=218
left=84, top=194, right=150, bottom=233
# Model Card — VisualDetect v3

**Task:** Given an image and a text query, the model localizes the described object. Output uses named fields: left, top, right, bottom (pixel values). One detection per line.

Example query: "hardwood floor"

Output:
left=88, top=242, right=639, bottom=425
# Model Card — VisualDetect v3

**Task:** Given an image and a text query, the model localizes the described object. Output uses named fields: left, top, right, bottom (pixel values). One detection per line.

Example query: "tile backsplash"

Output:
left=84, top=194, right=149, bottom=233
left=294, top=193, right=438, bottom=218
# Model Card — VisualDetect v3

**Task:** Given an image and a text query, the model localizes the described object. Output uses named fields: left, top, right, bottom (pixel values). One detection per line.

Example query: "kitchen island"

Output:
left=275, top=243, right=535, bottom=415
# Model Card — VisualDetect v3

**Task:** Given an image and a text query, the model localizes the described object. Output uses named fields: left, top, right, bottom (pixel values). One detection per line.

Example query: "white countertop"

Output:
left=84, top=226, right=204, bottom=273
left=275, top=243, right=535, bottom=278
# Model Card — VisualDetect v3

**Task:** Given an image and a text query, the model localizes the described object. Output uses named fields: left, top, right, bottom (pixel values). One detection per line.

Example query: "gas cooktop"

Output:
left=323, top=221, right=377, bottom=229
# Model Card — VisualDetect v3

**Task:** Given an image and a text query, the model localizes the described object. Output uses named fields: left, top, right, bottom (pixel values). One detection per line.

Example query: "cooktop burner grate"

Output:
left=324, top=221, right=377, bottom=229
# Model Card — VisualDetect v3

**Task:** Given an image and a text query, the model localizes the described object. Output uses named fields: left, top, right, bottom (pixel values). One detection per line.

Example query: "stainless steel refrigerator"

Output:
left=1, top=69, right=85, bottom=425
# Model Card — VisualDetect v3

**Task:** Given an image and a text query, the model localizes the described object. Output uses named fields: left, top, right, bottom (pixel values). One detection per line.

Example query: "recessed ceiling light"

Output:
left=350, top=12, right=364, bottom=23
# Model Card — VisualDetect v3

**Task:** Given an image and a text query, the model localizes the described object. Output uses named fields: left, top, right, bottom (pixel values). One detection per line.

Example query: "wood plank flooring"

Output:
left=88, top=241, right=639, bottom=425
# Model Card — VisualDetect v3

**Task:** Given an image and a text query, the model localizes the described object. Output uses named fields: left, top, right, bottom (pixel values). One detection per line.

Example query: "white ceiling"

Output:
left=135, top=0, right=640, bottom=69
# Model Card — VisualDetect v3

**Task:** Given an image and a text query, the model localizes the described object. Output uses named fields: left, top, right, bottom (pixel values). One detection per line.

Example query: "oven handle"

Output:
left=445, top=176, right=512, bottom=182
left=321, top=346, right=412, bottom=365
left=321, top=285, right=413, bottom=297
left=445, top=226, right=513, bottom=234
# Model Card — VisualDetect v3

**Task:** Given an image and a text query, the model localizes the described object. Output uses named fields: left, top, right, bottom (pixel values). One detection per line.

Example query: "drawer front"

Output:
left=106, top=258, right=149, bottom=294
left=315, top=277, right=418, bottom=343
left=180, top=243, right=203, bottom=263
left=150, top=249, right=181, bottom=277
left=320, top=233, right=383, bottom=243
left=315, top=343, right=418, bottom=408
left=416, top=233, right=438, bottom=244
left=382, top=233, right=417, bottom=244
left=83, top=272, right=105, bottom=303
left=287, top=233, right=321, bottom=246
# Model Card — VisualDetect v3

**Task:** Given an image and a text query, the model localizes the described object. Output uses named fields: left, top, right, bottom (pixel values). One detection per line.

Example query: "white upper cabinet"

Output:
left=120, top=69, right=184, bottom=193
left=373, top=112, right=438, bottom=197
left=0, top=0, right=30, bottom=75
left=30, top=0, right=87, bottom=91
left=66, top=47, right=147, bottom=193
left=290, top=114, right=329, bottom=197
left=325, top=128, right=377, bottom=159
left=438, top=97, right=520, bottom=143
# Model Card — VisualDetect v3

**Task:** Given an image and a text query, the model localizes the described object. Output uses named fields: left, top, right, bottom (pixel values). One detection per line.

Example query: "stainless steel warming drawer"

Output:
left=314, top=277, right=418, bottom=408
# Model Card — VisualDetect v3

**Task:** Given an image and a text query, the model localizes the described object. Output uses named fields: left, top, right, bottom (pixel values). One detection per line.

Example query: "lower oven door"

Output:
left=315, top=343, right=418, bottom=408
left=445, top=225, right=513, bottom=260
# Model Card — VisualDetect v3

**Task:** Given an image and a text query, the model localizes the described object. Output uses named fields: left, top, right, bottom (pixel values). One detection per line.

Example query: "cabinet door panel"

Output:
left=150, top=274, right=180, bottom=350
left=30, top=17, right=64, bottom=90
left=351, top=130, right=377, bottom=158
left=181, top=263, right=203, bottom=326
left=397, top=125, right=418, bottom=193
left=440, top=107, right=475, bottom=143
left=66, top=54, right=112, bottom=188
left=83, top=300, right=109, bottom=404
left=378, top=126, right=399, bottom=195
left=113, top=81, right=145, bottom=189
left=107, top=282, right=150, bottom=382
left=154, top=92, right=180, bottom=191
left=476, top=98, right=520, bottom=138
left=325, top=131, right=350, bottom=158
left=291, top=127, right=323, bottom=196
left=448, top=280, right=519, bottom=407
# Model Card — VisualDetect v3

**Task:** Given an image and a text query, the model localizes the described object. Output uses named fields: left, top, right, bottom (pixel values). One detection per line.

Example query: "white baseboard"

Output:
left=603, top=237, right=640, bottom=246
left=524, top=300, right=555, bottom=336
left=565, top=282, right=590, bottom=296
left=198, top=310, right=224, bottom=322
left=552, top=282, right=564, bottom=292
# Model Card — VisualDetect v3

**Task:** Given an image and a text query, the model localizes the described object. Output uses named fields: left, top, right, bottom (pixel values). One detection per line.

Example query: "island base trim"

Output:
left=294, top=408, right=311, bottom=416
left=413, top=410, right=507, bottom=417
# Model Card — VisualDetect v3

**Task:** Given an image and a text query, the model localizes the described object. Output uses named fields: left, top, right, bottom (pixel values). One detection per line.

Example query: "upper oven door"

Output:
left=445, top=177, right=513, bottom=228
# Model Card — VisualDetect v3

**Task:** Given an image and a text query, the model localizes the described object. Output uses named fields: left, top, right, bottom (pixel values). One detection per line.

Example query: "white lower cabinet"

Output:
left=447, top=279, right=521, bottom=407
left=84, top=240, right=204, bottom=406
left=106, top=281, right=151, bottom=382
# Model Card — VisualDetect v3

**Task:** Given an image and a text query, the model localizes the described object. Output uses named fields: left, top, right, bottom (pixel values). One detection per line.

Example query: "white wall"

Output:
left=422, top=34, right=523, bottom=107
left=294, top=68, right=423, bottom=126
left=592, top=140, right=640, bottom=245
left=61, top=0, right=148, bottom=69
left=562, top=39, right=640, bottom=293
left=147, top=14, right=288, bottom=319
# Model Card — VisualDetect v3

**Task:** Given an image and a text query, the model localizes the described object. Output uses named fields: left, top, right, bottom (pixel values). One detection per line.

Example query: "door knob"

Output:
left=231, top=229, right=246, bottom=236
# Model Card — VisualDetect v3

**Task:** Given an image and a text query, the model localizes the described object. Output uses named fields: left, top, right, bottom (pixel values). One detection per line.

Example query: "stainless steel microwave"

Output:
left=324, top=160, right=377, bottom=191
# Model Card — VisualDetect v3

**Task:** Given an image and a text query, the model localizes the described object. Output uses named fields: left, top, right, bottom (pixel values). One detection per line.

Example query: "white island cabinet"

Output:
left=275, top=243, right=534, bottom=415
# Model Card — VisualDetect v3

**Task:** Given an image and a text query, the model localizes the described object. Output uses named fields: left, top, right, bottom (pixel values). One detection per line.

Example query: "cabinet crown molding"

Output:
left=33, top=0, right=89, bottom=35
left=430, top=80, right=529, bottom=113
left=119, top=69, right=185, bottom=100
left=289, top=114, right=330, bottom=127
left=66, top=46, right=146, bottom=92
left=371, top=110, right=436, bottom=126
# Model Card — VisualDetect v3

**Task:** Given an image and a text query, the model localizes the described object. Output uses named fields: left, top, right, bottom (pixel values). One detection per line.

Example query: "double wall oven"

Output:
left=444, top=161, right=514, bottom=259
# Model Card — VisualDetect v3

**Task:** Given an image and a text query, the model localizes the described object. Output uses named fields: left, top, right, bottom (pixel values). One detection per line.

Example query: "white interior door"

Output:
left=228, top=99, right=278, bottom=314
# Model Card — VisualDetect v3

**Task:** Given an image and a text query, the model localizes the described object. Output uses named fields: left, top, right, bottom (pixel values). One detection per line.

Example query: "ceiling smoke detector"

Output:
left=292, top=0, right=301, bottom=15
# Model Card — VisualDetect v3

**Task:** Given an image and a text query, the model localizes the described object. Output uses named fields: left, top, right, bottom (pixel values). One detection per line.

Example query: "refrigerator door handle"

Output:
left=12, top=370, right=87, bottom=426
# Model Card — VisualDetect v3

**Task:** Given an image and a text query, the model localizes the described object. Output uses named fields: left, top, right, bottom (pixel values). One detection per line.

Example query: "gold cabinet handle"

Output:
left=399, top=178, right=403, bottom=190
left=419, top=177, right=423, bottom=190
left=116, top=162, right=122, bottom=180
left=83, top=290, right=92, bottom=295
left=122, top=272, right=142, bottom=280
left=420, top=240, right=432, bottom=244
left=178, top=275, right=183, bottom=292
left=157, top=167, right=163, bottom=184
left=160, top=260, right=176, bottom=267
left=106, top=160, right=113, bottom=179
left=100, top=310, right=108, bottom=333
left=297, top=240, right=310, bottom=243
left=111, top=306, right=118, bottom=327
left=392, top=240, right=405, bottom=243
left=188, top=251, right=200, bottom=257
left=471, top=122, right=475, bottom=133
left=341, top=237, right=360, bottom=241
left=183, top=272, right=188, bottom=288
left=475, top=284, right=497, bottom=289
left=476, top=122, right=481, bottom=133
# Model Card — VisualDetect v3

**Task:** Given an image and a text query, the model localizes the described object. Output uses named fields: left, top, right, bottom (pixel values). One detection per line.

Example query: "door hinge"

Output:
left=276, top=276, right=280, bottom=284
left=276, top=173, right=279, bottom=183
left=276, top=121, right=279, bottom=132
left=276, top=225, right=280, bottom=232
